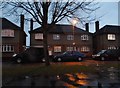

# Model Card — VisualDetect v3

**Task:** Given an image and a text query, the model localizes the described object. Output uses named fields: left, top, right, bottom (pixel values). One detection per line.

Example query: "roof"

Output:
left=1, top=18, right=21, bottom=30
left=0, top=18, right=27, bottom=36
left=29, top=24, right=90, bottom=34
left=94, top=25, right=120, bottom=35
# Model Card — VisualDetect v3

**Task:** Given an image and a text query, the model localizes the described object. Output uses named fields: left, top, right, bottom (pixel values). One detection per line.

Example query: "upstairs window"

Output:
left=53, top=34, right=60, bottom=40
left=1, top=29, right=14, bottom=37
left=67, top=35, right=74, bottom=40
left=81, top=35, right=89, bottom=40
left=108, top=34, right=115, bottom=40
left=35, top=33, right=43, bottom=40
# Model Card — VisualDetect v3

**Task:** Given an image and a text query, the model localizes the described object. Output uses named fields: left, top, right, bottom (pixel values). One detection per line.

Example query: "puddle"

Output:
left=2, top=67, right=120, bottom=87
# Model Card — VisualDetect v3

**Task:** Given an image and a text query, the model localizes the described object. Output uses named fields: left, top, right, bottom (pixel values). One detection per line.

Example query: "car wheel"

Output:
left=58, top=58, right=62, bottom=62
left=16, top=57, right=22, bottom=63
left=101, top=57, right=105, bottom=61
left=78, top=57, right=82, bottom=61
left=118, top=57, right=120, bottom=61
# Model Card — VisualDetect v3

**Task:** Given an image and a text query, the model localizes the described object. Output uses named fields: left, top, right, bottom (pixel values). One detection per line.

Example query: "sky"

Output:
left=1, top=1, right=119, bottom=46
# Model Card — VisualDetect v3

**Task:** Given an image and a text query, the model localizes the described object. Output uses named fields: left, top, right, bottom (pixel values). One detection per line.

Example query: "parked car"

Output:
left=92, top=49, right=120, bottom=61
left=12, top=47, right=53, bottom=63
left=53, top=51, right=86, bottom=62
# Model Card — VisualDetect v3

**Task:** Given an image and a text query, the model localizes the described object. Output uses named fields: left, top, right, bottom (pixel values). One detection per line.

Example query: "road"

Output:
left=2, top=59, right=120, bottom=67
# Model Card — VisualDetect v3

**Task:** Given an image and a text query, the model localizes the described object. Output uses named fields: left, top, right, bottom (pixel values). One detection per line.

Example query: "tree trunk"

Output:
left=43, top=26, right=50, bottom=66
left=43, top=2, right=50, bottom=66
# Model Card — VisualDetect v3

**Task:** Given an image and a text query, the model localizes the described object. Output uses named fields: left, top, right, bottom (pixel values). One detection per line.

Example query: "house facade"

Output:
left=0, top=15, right=26, bottom=60
left=29, top=23, right=93, bottom=57
left=93, top=21, right=120, bottom=53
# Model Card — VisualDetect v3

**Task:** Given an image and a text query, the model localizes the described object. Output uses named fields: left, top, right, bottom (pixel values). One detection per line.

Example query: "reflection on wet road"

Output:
left=2, top=60, right=120, bottom=88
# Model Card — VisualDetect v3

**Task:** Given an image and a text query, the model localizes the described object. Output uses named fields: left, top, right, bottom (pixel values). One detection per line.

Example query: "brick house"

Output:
left=93, top=21, right=120, bottom=53
left=29, top=22, right=93, bottom=57
left=0, top=15, right=26, bottom=60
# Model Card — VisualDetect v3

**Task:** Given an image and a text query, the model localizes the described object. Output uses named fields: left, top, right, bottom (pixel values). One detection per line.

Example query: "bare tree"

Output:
left=1, top=0, right=99, bottom=66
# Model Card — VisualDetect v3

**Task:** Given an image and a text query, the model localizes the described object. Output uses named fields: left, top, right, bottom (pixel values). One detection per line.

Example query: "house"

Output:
left=0, top=15, right=27, bottom=61
left=93, top=21, right=120, bottom=53
left=29, top=21, right=93, bottom=57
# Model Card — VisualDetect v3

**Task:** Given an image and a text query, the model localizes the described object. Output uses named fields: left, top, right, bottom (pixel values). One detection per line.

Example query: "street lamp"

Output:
left=71, top=18, right=78, bottom=51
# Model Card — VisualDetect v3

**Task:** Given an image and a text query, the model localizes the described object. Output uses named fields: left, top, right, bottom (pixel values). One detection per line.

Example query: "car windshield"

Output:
left=97, top=50, right=106, bottom=55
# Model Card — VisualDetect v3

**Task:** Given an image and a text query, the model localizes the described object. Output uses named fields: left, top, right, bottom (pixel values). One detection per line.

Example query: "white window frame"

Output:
left=108, top=46, right=116, bottom=50
left=1, top=29, right=14, bottom=37
left=66, top=47, right=74, bottom=51
left=54, top=46, right=61, bottom=52
left=81, top=35, right=89, bottom=40
left=53, top=34, right=60, bottom=40
left=67, top=35, right=74, bottom=40
left=81, top=46, right=90, bottom=52
left=108, top=34, right=116, bottom=40
left=35, top=33, right=43, bottom=40
left=2, top=45, right=14, bottom=52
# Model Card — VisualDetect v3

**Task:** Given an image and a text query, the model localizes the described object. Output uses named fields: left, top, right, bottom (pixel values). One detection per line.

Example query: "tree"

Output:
left=1, top=0, right=99, bottom=66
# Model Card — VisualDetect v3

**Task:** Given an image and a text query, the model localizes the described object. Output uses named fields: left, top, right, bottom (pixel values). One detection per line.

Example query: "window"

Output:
left=108, top=34, right=115, bottom=40
left=1, top=29, right=14, bottom=37
left=108, top=46, right=116, bottom=49
left=2, top=45, right=14, bottom=52
left=67, top=35, right=74, bottom=40
left=66, top=47, right=74, bottom=51
left=81, top=35, right=89, bottom=40
left=35, top=33, right=43, bottom=40
left=81, top=46, right=90, bottom=52
left=54, top=46, right=61, bottom=52
left=53, top=34, right=60, bottom=40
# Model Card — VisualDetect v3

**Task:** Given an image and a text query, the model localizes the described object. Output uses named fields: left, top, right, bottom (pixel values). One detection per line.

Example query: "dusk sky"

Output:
left=1, top=1, right=119, bottom=46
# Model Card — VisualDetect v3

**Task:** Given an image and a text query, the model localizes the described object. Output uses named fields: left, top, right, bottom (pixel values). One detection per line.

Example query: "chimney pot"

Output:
left=95, top=21, right=99, bottom=32
left=85, top=23, right=89, bottom=32
left=30, top=19, right=33, bottom=31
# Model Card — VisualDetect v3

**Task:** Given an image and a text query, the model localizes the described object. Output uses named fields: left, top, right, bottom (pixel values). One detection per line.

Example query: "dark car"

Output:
left=53, top=51, right=86, bottom=62
left=12, top=47, right=52, bottom=63
left=92, top=49, right=120, bottom=61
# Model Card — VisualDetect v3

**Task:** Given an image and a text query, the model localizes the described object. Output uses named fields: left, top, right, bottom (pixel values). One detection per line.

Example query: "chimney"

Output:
left=85, top=23, right=89, bottom=32
left=20, top=14, right=24, bottom=31
left=95, top=21, right=99, bottom=32
left=30, top=19, right=33, bottom=46
left=30, top=19, right=33, bottom=31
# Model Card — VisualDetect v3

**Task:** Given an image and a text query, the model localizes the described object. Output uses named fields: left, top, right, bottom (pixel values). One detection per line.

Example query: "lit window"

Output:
left=1, top=29, right=14, bottom=37
left=2, top=45, right=14, bottom=52
left=53, top=34, right=60, bottom=40
left=81, top=35, right=89, bottom=40
left=108, top=46, right=116, bottom=49
left=81, top=46, right=90, bottom=52
left=67, top=35, right=74, bottom=40
left=108, top=34, right=115, bottom=40
left=35, top=33, right=43, bottom=40
left=54, top=46, right=61, bottom=52
left=66, top=47, right=74, bottom=51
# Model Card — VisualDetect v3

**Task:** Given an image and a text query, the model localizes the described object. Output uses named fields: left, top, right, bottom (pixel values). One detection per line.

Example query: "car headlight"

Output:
left=13, top=54, right=17, bottom=57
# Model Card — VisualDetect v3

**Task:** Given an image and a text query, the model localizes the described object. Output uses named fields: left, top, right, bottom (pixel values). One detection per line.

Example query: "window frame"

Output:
left=53, top=34, right=60, bottom=40
left=1, top=29, right=14, bottom=37
left=54, top=46, right=61, bottom=52
left=35, top=33, right=43, bottom=40
left=81, top=34, right=89, bottom=41
left=107, top=34, right=116, bottom=40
